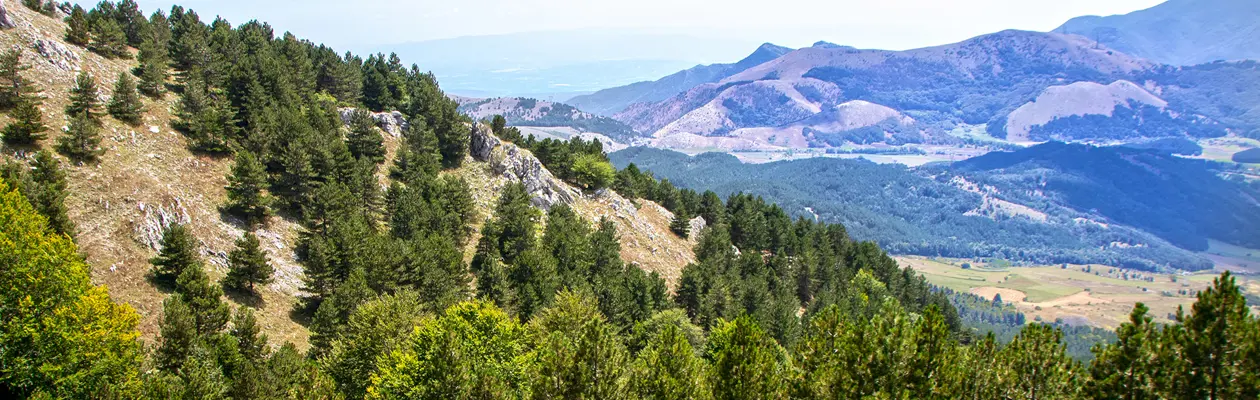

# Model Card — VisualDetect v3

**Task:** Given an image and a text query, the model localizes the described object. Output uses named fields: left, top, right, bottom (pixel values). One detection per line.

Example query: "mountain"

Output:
left=1055, top=0, right=1260, bottom=66
left=610, top=144, right=1226, bottom=272
left=566, top=42, right=792, bottom=116
left=610, top=30, right=1240, bottom=151
left=612, top=140, right=1260, bottom=271
left=952, top=142, right=1260, bottom=252
left=457, top=97, right=644, bottom=144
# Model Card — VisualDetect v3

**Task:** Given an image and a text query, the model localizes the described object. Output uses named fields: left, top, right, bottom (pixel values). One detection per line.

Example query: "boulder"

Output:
left=337, top=107, right=409, bottom=137
left=34, top=39, right=80, bottom=71
left=0, top=0, right=15, bottom=30
left=688, top=215, right=707, bottom=238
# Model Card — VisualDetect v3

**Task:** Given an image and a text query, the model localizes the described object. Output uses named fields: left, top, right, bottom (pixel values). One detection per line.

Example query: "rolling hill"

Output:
left=1055, top=0, right=1260, bottom=66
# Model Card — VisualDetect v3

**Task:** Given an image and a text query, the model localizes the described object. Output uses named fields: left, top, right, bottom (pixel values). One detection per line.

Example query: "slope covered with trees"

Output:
left=2, top=1, right=1259, bottom=399
left=610, top=146, right=1217, bottom=271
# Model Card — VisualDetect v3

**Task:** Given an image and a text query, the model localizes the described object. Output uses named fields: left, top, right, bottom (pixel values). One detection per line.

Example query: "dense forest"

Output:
left=610, top=146, right=1216, bottom=271
left=2, top=1, right=1259, bottom=399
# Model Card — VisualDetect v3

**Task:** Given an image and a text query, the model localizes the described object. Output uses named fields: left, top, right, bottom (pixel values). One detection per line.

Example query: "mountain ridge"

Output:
left=1055, top=0, right=1260, bottom=65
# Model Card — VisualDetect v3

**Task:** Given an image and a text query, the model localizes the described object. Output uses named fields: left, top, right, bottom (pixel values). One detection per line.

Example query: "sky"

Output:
left=100, top=0, right=1165, bottom=54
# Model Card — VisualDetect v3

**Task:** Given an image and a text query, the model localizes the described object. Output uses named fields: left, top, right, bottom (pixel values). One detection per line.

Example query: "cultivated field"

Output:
left=898, top=256, right=1260, bottom=329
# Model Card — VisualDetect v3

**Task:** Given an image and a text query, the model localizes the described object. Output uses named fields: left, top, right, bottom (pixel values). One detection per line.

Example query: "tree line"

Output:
left=2, top=1, right=1258, bottom=399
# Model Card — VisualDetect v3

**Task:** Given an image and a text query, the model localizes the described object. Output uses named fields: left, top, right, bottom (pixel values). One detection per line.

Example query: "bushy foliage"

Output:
left=0, top=180, right=145, bottom=398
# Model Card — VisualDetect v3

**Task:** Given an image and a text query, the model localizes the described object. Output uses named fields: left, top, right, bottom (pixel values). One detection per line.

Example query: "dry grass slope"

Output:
left=1, top=4, right=694, bottom=349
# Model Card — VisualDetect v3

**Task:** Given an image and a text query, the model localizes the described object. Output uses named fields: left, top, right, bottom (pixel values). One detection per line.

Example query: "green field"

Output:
left=898, top=256, right=1258, bottom=328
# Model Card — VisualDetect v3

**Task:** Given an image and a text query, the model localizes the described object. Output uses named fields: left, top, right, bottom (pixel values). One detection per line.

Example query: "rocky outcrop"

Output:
left=470, top=122, right=576, bottom=209
left=688, top=216, right=707, bottom=238
left=135, top=200, right=191, bottom=251
left=34, top=39, right=80, bottom=71
left=337, top=108, right=409, bottom=137
left=1, top=0, right=15, bottom=30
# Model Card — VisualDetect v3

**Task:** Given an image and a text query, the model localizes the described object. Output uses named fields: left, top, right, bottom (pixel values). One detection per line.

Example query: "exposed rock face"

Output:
left=337, top=108, right=409, bottom=137
left=469, top=122, right=500, bottom=161
left=34, top=39, right=80, bottom=71
left=470, top=122, right=576, bottom=209
left=135, top=200, right=191, bottom=251
left=688, top=215, right=707, bottom=238
left=1, top=0, right=15, bottom=30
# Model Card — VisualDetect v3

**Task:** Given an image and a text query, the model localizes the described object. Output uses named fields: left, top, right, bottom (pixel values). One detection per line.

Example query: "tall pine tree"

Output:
left=64, top=6, right=93, bottom=46
left=0, top=48, right=38, bottom=109
left=107, top=71, right=144, bottom=124
left=222, top=231, right=274, bottom=294
left=65, top=72, right=103, bottom=122
left=2, top=95, right=47, bottom=146
left=223, top=151, right=271, bottom=225
left=55, top=113, right=105, bottom=163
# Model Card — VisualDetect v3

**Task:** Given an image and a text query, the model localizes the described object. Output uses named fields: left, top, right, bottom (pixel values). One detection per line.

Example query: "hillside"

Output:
left=608, top=29, right=1260, bottom=152
left=0, top=4, right=692, bottom=347
left=951, top=142, right=1260, bottom=252
left=1055, top=0, right=1260, bottom=66
left=610, top=144, right=1237, bottom=272
left=566, top=42, right=792, bottom=116
left=457, top=96, right=643, bottom=145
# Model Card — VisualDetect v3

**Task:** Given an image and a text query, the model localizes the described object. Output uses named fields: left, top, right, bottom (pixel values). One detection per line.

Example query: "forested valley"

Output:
left=2, top=1, right=1259, bottom=399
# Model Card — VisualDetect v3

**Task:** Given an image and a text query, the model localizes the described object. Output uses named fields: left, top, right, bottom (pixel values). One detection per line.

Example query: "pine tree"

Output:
left=90, top=17, right=130, bottom=59
left=56, top=113, right=104, bottom=163
left=155, top=295, right=198, bottom=372
left=64, top=6, right=93, bottom=47
left=137, top=11, right=170, bottom=97
left=629, top=324, right=711, bottom=399
left=2, top=95, right=48, bottom=146
left=107, top=72, right=144, bottom=124
left=0, top=48, right=38, bottom=109
left=65, top=72, right=103, bottom=122
left=707, top=316, right=793, bottom=400
left=174, top=260, right=231, bottom=336
left=149, top=223, right=201, bottom=285
left=27, top=151, right=74, bottom=236
left=1088, top=302, right=1156, bottom=399
left=230, top=307, right=269, bottom=363
left=346, top=109, right=385, bottom=164
left=222, top=232, right=274, bottom=294
left=223, top=151, right=271, bottom=224
left=530, top=291, right=630, bottom=398
left=670, top=207, right=692, bottom=239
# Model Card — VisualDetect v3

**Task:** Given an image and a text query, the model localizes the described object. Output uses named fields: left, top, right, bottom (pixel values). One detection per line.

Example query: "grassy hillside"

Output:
left=0, top=4, right=692, bottom=348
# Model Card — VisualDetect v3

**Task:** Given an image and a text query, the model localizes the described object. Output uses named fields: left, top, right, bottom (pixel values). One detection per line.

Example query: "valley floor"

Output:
left=899, top=255, right=1260, bottom=329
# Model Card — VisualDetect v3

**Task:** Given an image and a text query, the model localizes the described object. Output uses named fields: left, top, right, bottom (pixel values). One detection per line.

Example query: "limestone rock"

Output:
left=0, top=0, right=14, bottom=30
left=337, top=107, right=409, bottom=137
left=470, top=121, right=575, bottom=209
left=34, top=38, right=80, bottom=72
left=469, top=122, right=500, bottom=161
left=689, top=215, right=707, bottom=238
left=135, top=200, right=191, bottom=251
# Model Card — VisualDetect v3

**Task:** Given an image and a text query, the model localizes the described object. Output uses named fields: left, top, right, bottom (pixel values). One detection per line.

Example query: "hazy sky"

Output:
left=101, top=0, right=1165, bottom=53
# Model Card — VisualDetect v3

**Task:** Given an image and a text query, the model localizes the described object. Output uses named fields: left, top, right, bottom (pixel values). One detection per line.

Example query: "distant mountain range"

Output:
left=1055, top=0, right=1260, bottom=66
left=567, top=42, right=793, bottom=116
left=455, top=0, right=1260, bottom=155
left=576, top=27, right=1260, bottom=151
